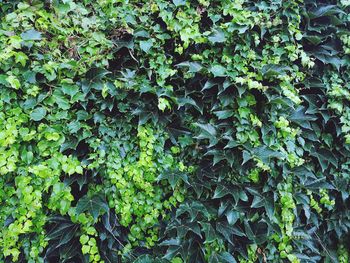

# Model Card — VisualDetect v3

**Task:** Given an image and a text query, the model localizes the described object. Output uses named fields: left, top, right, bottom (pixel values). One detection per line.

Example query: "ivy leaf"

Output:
left=226, top=210, right=239, bottom=225
left=251, top=146, right=284, bottom=163
left=177, top=222, right=202, bottom=238
left=202, top=79, right=219, bottom=91
left=206, top=150, right=226, bottom=166
left=172, top=0, right=186, bottom=6
left=213, top=185, right=231, bottom=199
left=214, top=110, right=233, bottom=120
left=176, top=61, right=203, bottom=73
left=57, top=225, right=79, bottom=247
left=21, top=29, right=42, bottom=41
left=177, top=97, right=203, bottom=114
left=216, top=222, right=234, bottom=244
left=157, top=171, right=189, bottom=190
left=303, top=34, right=323, bottom=45
left=200, top=222, right=217, bottom=243
left=309, top=5, right=344, bottom=19
left=93, top=112, right=105, bottom=124
left=208, top=29, right=226, bottom=44
left=61, top=83, right=79, bottom=98
left=30, top=107, right=47, bottom=121
left=210, top=64, right=226, bottom=77
left=162, top=244, right=181, bottom=260
left=15, top=52, right=28, bottom=67
left=262, top=64, right=290, bottom=78
left=59, top=240, right=82, bottom=262
left=195, top=123, right=218, bottom=147
left=134, top=254, right=158, bottom=263
left=85, top=67, right=110, bottom=83
left=176, top=202, right=211, bottom=221
left=53, top=90, right=70, bottom=110
left=264, top=197, right=275, bottom=221
left=217, top=252, right=237, bottom=263
left=76, top=193, right=109, bottom=222
left=46, top=222, right=76, bottom=241
left=210, top=252, right=237, bottom=263
left=139, top=40, right=153, bottom=52
left=45, top=217, right=80, bottom=261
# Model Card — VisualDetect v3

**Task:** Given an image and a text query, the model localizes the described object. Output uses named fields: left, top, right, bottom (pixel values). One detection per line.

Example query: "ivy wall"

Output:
left=0, top=0, right=350, bottom=262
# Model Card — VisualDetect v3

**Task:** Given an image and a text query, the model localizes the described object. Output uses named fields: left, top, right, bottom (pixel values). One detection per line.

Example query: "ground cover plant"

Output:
left=0, top=0, right=350, bottom=262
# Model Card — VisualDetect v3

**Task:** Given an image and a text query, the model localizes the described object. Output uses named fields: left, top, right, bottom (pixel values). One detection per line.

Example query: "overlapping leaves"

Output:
left=0, top=0, right=350, bottom=262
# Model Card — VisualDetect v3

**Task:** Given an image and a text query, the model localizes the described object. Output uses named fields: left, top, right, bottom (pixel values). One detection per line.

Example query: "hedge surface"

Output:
left=0, top=0, right=350, bottom=262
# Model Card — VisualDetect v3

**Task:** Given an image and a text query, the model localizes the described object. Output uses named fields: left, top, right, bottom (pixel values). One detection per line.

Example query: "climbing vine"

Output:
left=1, top=0, right=350, bottom=262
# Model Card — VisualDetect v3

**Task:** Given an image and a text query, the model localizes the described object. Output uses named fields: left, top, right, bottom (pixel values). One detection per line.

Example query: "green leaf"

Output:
left=171, top=258, right=183, bottom=263
left=208, top=29, right=226, bottom=44
left=15, top=52, right=28, bottom=67
left=177, top=222, right=202, bottom=238
left=6, top=75, right=20, bottom=89
left=157, top=171, right=189, bottom=190
left=195, top=123, right=218, bottom=147
left=216, top=223, right=234, bottom=244
left=85, top=67, right=110, bottom=82
left=213, top=185, right=230, bottom=199
left=176, top=202, right=211, bottom=221
left=264, top=197, right=275, bottom=221
left=177, top=97, right=203, bottom=114
left=79, top=234, right=89, bottom=245
left=201, top=222, right=217, bottom=243
left=53, top=91, right=70, bottom=109
left=58, top=225, right=78, bottom=247
left=217, top=252, right=237, bottom=263
left=172, top=0, right=186, bottom=6
left=76, top=193, right=109, bottom=222
left=226, top=210, right=239, bottom=225
left=252, top=146, right=284, bottom=163
left=309, top=5, right=344, bottom=19
left=139, top=40, right=153, bottom=52
left=214, top=110, right=233, bottom=120
left=176, top=61, right=203, bottom=73
left=224, top=140, right=239, bottom=149
left=261, top=64, right=290, bottom=78
left=30, top=107, right=47, bottom=121
left=46, top=220, right=75, bottom=241
left=134, top=254, right=156, bottom=263
left=304, top=34, right=323, bottom=45
left=210, top=64, right=226, bottom=77
left=61, top=83, right=79, bottom=98
left=202, top=79, right=219, bottom=91
left=21, top=29, right=42, bottom=41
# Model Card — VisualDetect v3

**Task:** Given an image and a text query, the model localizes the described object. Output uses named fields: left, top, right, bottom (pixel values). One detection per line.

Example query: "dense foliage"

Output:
left=1, top=0, right=350, bottom=262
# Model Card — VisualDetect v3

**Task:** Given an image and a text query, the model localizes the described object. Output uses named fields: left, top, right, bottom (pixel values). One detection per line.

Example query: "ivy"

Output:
left=0, top=0, right=350, bottom=262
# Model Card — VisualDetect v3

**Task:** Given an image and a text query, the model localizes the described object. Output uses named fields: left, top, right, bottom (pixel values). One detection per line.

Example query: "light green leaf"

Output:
left=6, top=75, right=20, bottom=89
left=15, top=52, right=28, bottom=67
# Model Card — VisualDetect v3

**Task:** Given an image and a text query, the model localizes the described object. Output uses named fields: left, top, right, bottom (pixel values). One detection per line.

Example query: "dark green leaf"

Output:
left=76, top=193, right=109, bottom=221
